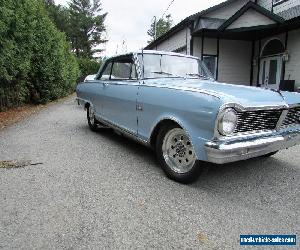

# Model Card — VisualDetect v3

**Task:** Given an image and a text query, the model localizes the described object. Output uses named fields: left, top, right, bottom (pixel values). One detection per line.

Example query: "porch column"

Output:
left=250, top=40, right=255, bottom=86
left=216, top=37, right=220, bottom=81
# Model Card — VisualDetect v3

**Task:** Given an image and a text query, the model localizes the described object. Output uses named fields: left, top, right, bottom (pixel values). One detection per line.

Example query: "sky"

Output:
left=55, top=0, right=225, bottom=57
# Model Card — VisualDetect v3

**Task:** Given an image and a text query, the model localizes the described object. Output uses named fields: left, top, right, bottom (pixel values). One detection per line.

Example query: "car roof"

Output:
left=107, top=50, right=199, bottom=60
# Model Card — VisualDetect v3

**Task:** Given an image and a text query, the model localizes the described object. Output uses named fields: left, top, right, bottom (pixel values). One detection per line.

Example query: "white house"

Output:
left=145, top=0, right=300, bottom=92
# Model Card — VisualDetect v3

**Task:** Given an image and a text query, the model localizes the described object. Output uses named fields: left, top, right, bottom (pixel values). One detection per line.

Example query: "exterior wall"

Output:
left=218, top=39, right=252, bottom=85
left=192, top=37, right=218, bottom=57
left=285, top=29, right=300, bottom=89
left=193, top=37, right=252, bottom=85
left=227, top=9, right=276, bottom=29
left=258, top=0, right=300, bottom=13
left=193, top=37, right=202, bottom=58
left=204, top=0, right=252, bottom=19
left=155, top=28, right=189, bottom=54
left=203, top=38, right=218, bottom=55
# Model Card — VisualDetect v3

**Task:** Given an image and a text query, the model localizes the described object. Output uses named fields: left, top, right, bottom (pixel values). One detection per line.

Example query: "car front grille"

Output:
left=282, top=107, right=300, bottom=127
left=234, top=109, right=282, bottom=133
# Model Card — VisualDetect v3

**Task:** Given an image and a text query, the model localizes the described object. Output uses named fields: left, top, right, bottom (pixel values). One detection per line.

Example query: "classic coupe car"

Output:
left=76, top=50, right=300, bottom=183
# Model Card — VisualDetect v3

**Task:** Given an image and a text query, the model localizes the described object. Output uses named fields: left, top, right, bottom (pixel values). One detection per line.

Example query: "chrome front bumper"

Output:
left=205, top=127, right=300, bottom=164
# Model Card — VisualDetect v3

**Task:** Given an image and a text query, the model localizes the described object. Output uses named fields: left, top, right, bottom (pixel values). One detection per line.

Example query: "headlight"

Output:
left=218, top=108, right=238, bottom=136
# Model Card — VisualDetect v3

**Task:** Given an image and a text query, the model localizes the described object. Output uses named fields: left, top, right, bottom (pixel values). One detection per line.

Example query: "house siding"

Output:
left=155, top=28, right=189, bottom=53
left=218, top=39, right=252, bottom=85
left=203, top=38, right=218, bottom=55
left=193, top=37, right=202, bottom=58
left=285, top=29, right=300, bottom=89
left=227, top=9, right=276, bottom=29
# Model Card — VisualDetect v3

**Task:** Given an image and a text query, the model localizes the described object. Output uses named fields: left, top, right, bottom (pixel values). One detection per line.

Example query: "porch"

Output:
left=190, top=2, right=300, bottom=91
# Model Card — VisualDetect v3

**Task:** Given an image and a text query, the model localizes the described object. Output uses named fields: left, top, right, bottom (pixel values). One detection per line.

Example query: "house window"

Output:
left=273, top=0, right=289, bottom=6
left=261, top=39, right=284, bottom=57
left=203, top=55, right=217, bottom=78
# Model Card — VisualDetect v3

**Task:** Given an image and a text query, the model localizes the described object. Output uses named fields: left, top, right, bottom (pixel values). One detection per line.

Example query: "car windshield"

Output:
left=139, top=53, right=213, bottom=80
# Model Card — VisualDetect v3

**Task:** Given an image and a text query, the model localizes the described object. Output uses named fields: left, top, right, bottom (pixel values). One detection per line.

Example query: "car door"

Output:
left=92, top=60, right=113, bottom=118
left=101, top=56, right=139, bottom=135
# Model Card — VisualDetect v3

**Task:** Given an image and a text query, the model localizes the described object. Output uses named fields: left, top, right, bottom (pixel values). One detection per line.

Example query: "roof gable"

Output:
left=226, top=8, right=277, bottom=29
left=219, top=1, right=284, bottom=31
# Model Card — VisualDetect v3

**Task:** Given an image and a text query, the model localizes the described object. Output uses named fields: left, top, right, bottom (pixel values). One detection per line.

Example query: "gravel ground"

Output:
left=0, top=96, right=299, bottom=249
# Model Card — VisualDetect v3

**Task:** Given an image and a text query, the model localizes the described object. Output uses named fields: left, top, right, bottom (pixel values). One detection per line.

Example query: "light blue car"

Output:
left=76, top=50, right=300, bottom=183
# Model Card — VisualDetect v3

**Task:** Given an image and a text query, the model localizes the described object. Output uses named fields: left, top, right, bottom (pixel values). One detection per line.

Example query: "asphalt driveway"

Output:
left=0, top=96, right=299, bottom=249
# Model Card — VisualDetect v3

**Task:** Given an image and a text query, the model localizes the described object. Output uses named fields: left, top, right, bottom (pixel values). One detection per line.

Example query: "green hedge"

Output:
left=77, top=57, right=101, bottom=82
left=0, top=0, right=79, bottom=109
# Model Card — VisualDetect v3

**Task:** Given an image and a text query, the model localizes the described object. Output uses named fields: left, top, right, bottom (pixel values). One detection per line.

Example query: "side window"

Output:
left=100, top=62, right=112, bottom=80
left=111, top=62, right=132, bottom=80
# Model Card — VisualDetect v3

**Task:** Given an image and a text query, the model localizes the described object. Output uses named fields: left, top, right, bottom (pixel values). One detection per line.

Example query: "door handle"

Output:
left=103, top=82, right=108, bottom=87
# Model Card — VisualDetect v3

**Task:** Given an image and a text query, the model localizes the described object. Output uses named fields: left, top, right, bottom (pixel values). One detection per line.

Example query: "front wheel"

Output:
left=156, top=124, right=204, bottom=184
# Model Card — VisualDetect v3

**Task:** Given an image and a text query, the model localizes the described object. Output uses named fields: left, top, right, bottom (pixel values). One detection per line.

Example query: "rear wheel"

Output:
left=87, top=105, right=99, bottom=131
left=156, top=124, right=204, bottom=184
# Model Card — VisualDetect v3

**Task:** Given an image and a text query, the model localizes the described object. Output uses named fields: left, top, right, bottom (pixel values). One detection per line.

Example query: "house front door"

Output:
left=260, top=56, right=282, bottom=90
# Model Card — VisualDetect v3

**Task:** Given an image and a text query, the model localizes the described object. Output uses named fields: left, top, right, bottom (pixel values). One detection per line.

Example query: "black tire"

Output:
left=87, top=105, right=99, bottom=132
left=155, top=123, right=205, bottom=184
left=261, top=151, right=278, bottom=158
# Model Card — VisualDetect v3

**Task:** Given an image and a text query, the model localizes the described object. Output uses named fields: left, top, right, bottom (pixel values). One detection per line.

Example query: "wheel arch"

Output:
left=149, top=117, right=190, bottom=149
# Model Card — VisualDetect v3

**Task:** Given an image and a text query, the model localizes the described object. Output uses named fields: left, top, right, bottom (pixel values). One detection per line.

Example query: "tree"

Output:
left=68, top=0, right=107, bottom=58
left=147, top=14, right=173, bottom=44
left=44, top=1, right=70, bottom=34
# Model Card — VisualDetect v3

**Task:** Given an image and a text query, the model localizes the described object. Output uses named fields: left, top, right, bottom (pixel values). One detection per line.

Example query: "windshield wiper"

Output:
left=186, top=73, right=209, bottom=79
left=151, top=71, right=183, bottom=78
left=151, top=71, right=174, bottom=76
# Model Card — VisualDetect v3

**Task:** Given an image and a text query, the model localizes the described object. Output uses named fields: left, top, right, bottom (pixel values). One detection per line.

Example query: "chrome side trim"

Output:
left=100, top=81, right=140, bottom=87
left=95, top=114, right=150, bottom=147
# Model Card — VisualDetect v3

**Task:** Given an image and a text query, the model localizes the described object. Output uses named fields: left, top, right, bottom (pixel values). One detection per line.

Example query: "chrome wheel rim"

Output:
left=88, top=106, right=95, bottom=125
left=162, top=128, right=196, bottom=174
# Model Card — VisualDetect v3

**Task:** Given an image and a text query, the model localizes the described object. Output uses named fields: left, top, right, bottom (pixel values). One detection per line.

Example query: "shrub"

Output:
left=0, top=0, right=79, bottom=109
left=77, top=57, right=101, bottom=82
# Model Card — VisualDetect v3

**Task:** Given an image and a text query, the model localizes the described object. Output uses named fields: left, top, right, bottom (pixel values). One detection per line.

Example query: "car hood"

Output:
left=147, top=78, right=298, bottom=108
